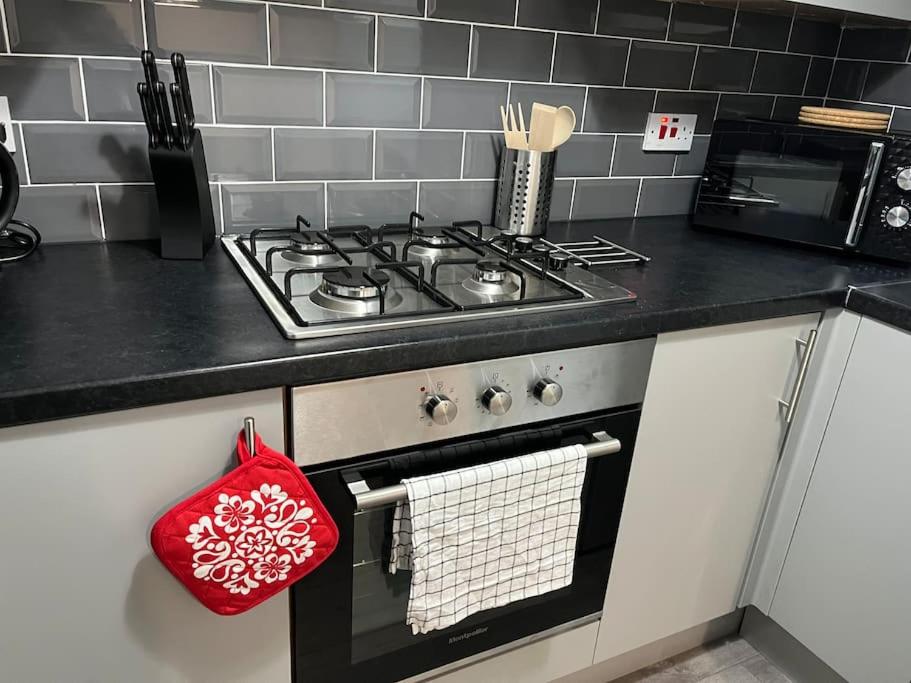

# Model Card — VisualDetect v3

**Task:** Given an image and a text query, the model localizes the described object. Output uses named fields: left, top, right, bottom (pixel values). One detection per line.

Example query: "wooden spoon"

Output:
left=550, top=106, right=576, bottom=150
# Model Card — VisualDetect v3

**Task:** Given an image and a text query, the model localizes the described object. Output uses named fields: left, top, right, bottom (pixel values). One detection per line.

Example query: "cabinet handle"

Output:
left=778, top=329, right=818, bottom=425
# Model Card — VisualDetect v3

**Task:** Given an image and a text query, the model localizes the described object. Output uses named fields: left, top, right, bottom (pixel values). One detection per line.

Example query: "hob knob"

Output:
left=424, top=394, right=458, bottom=425
left=481, top=386, right=513, bottom=416
left=886, top=205, right=910, bottom=229
left=533, top=378, right=563, bottom=407
left=897, top=167, right=911, bottom=192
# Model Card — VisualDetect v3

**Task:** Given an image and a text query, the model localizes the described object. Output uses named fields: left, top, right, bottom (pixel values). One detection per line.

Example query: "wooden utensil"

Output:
left=551, top=106, right=576, bottom=151
left=500, top=104, right=528, bottom=150
left=528, top=102, right=558, bottom=152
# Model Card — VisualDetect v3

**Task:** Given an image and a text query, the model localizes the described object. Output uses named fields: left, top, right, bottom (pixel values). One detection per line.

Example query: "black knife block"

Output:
left=149, top=130, right=215, bottom=260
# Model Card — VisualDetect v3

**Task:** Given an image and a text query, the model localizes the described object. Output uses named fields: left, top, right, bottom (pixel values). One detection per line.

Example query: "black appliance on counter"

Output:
left=694, top=118, right=911, bottom=264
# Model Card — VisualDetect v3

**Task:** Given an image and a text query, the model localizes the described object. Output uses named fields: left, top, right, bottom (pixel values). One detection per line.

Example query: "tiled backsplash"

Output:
left=1, top=0, right=910, bottom=242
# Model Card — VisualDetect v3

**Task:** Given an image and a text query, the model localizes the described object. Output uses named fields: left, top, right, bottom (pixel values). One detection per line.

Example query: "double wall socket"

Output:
left=642, top=113, right=696, bottom=152
left=0, top=97, right=14, bottom=154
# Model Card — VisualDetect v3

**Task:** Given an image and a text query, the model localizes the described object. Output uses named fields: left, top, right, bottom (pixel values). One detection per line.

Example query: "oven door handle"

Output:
left=845, top=141, right=885, bottom=248
left=347, top=431, right=622, bottom=512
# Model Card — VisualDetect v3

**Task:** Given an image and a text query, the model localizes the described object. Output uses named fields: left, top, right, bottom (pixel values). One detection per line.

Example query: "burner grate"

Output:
left=541, top=236, right=650, bottom=267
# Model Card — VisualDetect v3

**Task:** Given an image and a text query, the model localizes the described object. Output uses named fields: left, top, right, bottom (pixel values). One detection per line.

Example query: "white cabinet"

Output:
left=0, top=390, right=291, bottom=683
left=798, top=0, right=911, bottom=21
left=770, top=317, right=911, bottom=683
left=595, top=314, right=821, bottom=662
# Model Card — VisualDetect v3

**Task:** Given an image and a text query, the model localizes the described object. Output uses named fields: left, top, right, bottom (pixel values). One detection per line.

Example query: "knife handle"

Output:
left=153, top=81, right=173, bottom=149
left=170, top=82, right=191, bottom=150
left=137, top=83, right=159, bottom=149
left=171, top=52, right=195, bottom=129
left=140, top=50, right=160, bottom=90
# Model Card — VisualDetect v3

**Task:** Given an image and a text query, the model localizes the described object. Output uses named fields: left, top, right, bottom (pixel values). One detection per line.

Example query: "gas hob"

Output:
left=222, top=214, right=645, bottom=339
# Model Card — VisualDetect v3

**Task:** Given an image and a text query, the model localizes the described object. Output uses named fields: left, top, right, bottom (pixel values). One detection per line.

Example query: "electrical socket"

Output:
left=0, top=96, right=15, bottom=154
left=642, top=113, right=696, bottom=152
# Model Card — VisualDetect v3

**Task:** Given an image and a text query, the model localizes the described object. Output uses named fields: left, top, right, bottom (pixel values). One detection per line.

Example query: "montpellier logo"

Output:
left=448, top=627, right=489, bottom=645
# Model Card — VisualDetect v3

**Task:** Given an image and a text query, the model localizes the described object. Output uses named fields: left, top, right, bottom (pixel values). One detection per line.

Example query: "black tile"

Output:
left=470, top=26, right=553, bottom=82
left=731, top=9, right=792, bottom=51
left=828, top=60, right=869, bottom=101
left=637, top=177, right=699, bottom=217
left=839, top=26, right=911, bottom=62
left=583, top=88, right=655, bottom=133
left=596, top=0, right=670, bottom=40
left=751, top=53, right=809, bottom=96
left=7, top=0, right=143, bottom=56
left=717, top=94, right=775, bottom=120
left=553, top=35, right=629, bottom=86
left=788, top=14, right=841, bottom=57
left=890, top=109, right=911, bottom=134
left=625, top=41, right=696, bottom=89
left=428, top=0, right=515, bottom=24
left=378, top=17, right=469, bottom=77
left=864, top=62, right=911, bottom=107
left=692, top=47, right=756, bottom=93
left=611, top=136, right=675, bottom=176
left=517, top=0, right=599, bottom=33
left=654, top=92, right=718, bottom=133
left=326, top=0, right=424, bottom=15
left=668, top=2, right=734, bottom=46
left=675, top=136, right=710, bottom=176
left=772, top=96, right=823, bottom=122
left=804, top=58, right=834, bottom=97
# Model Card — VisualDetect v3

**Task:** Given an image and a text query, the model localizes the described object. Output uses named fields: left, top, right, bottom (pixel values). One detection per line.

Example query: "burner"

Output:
left=406, top=231, right=462, bottom=261
left=309, top=267, right=403, bottom=316
left=462, top=259, right=520, bottom=297
left=281, top=233, right=345, bottom=267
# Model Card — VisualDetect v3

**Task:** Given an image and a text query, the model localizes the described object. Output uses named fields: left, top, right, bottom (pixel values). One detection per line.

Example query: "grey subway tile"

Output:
left=211, top=185, right=223, bottom=234
left=470, top=27, right=553, bottom=82
left=625, top=42, right=697, bottom=90
left=328, top=181, right=417, bottom=227
left=215, top=67, right=322, bottom=125
left=553, top=35, right=629, bottom=86
left=654, top=92, right=718, bottom=134
left=864, top=63, right=911, bottom=108
left=583, top=88, right=656, bottom=133
left=751, top=53, right=809, bottom=96
left=692, top=47, right=757, bottom=93
left=7, top=0, right=143, bottom=56
left=597, top=0, right=670, bottom=40
left=379, top=17, right=469, bottom=77
left=804, top=58, right=834, bottom=98
left=275, top=129, right=372, bottom=181
left=271, top=6, right=374, bottom=71
left=788, top=12, right=841, bottom=57
left=669, top=3, right=734, bottom=46
left=518, top=0, right=598, bottom=33
left=508, top=84, right=586, bottom=131
left=554, top=135, right=614, bottom=178
left=890, top=109, right=911, bottom=134
left=428, top=0, right=516, bottom=25
left=375, top=131, right=462, bottom=180
left=840, top=26, right=911, bottom=62
left=327, top=73, right=421, bottom=128
left=637, top=177, right=699, bottom=217
left=674, top=137, right=710, bottom=176
left=549, top=180, right=574, bottom=222
left=423, top=79, right=508, bottom=130
left=463, top=133, right=503, bottom=179
left=731, top=9, right=792, bottom=51
left=222, top=183, right=326, bottom=232
left=83, top=59, right=213, bottom=123
left=828, top=61, right=870, bottom=101
left=327, top=0, right=424, bottom=16
left=571, top=179, right=639, bottom=220
left=17, top=186, right=102, bottom=243
left=0, top=57, right=82, bottom=120
left=23, top=123, right=150, bottom=183
left=717, top=94, right=774, bottom=120
left=419, top=181, right=496, bottom=223
left=198, top=126, right=272, bottom=181
left=11, top=124, right=27, bottom=181
left=100, top=185, right=160, bottom=241
left=771, top=96, right=823, bottom=122
left=148, top=0, right=267, bottom=64
left=611, top=136, right=674, bottom=177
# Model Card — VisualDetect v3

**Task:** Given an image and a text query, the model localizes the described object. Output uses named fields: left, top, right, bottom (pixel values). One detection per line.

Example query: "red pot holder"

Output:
left=151, top=430, right=338, bottom=616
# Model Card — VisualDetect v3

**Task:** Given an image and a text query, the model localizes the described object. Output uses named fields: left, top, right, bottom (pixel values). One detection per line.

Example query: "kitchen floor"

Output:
left=614, top=636, right=793, bottom=682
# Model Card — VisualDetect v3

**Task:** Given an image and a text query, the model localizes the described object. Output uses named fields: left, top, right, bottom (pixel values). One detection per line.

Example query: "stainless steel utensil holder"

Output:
left=494, top=148, right=557, bottom=237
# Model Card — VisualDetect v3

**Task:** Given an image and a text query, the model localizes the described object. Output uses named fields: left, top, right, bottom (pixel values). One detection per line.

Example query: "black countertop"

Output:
left=847, top=281, right=911, bottom=331
left=3, top=215, right=910, bottom=429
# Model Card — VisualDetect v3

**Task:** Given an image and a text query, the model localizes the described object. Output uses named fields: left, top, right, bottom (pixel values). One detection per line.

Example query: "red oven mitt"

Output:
left=151, top=430, right=338, bottom=616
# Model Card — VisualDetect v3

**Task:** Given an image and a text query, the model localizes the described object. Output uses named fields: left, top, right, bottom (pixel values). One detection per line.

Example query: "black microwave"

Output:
left=693, top=119, right=911, bottom=264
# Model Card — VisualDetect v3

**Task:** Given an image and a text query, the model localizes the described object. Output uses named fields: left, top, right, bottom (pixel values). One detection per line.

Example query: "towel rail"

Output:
left=349, top=431, right=621, bottom=512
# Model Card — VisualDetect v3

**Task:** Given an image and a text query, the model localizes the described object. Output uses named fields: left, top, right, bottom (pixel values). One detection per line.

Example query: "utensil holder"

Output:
left=494, top=149, right=557, bottom=237
left=149, top=130, right=216, bottom=260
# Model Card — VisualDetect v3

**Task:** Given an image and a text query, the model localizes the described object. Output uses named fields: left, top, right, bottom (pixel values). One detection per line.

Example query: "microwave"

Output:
left=693, top=119, right=911, bottom=264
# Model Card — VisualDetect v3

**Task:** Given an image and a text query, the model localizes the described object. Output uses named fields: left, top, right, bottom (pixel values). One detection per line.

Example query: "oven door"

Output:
left=290, top=408, right=640, bottom=683
left=694, top=119, right=888, bottom=250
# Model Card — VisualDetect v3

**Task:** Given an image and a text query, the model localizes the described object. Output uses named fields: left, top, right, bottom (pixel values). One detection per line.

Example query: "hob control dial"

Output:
left=424, top=394, right=458, bottom=425
left=897, top=167, right=911, bottom=192
left=885, top=204, right=911, bottom=230
left=481, top=385, right=513, bottom=416
left=533, top=378, right=563, bottom=407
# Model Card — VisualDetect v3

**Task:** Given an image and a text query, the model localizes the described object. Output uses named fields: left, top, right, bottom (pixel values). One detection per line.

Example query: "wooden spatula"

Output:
left=528, top=102, right=558, bottom=152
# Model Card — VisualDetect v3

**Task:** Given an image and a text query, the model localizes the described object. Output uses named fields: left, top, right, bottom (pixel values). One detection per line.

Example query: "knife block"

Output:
left=148, top=130, right=216, bottom=260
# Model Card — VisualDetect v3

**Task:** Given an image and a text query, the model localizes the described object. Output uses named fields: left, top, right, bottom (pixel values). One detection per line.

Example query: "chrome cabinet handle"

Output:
left=845, top=141, right=884, bottom=248
left=700, top=193, right=780, bottom=207
left=779, top=329, right=818, bottom=425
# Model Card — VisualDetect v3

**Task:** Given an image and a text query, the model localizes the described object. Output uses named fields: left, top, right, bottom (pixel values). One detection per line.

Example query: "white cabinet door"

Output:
left=0, top=390, right=291, bottom=683
left=797, top=0, right=911, bottom=21
left=770, top=317, right=911, bottom=683
left=595, top=314, right=821, bottom=662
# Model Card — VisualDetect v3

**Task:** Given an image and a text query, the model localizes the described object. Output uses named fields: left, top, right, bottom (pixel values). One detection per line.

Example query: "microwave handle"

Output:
left=845, top=141, right=885, bottom=248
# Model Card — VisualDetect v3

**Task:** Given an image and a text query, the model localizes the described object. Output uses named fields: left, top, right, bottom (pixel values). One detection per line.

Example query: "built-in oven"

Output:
left=286, top=339, right=655, bottom=683
left=694, top=119, right=911, bottom=264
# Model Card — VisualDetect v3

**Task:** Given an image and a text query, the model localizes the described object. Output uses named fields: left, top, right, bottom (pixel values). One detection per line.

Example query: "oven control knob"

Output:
left=897, top=167, right=911, bottom=192
left=885, top=205, right=911, bottom=229
left=481, top=386, right=513, bottom=416
left=424, top=394, right=458, bottom=425
left=533, top=378, right=563, bottom=407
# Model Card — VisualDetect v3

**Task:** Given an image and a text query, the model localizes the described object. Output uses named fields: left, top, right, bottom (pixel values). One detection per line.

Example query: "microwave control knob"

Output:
left=885, top=205, right=911, bottom=229
left=897, top=167, right=911, bottom=192
left=424, top=394, right=458, bottom=425
left=533, top=378, right=563, bottom=407
left=481, top=386, right=513, bottom=416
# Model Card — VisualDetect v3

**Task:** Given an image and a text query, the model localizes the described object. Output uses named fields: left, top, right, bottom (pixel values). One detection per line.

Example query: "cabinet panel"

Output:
left=771, top=317, right=911, bottom=683
left=0, top=389, right=290, bottom=683
left=797, top=0, right=911, bottom=21
left=595, top=314, right=820, bottom=662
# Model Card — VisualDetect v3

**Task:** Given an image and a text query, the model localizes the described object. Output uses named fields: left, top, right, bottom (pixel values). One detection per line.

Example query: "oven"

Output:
left=286, top=339, right=654, bottom=683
